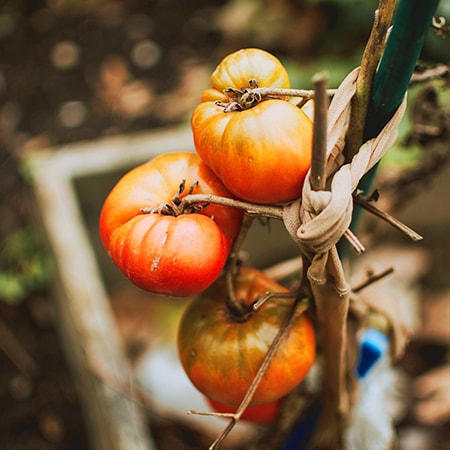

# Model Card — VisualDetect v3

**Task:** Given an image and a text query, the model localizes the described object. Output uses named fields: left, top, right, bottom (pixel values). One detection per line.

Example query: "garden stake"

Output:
left=347, top=0, right=441, bottom=242
left=283, top=0, right=440, bottom=449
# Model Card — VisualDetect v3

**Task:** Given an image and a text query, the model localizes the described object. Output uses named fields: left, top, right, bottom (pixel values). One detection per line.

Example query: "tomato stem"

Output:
left=344, top=0, right=396, bottom=163
left=216, top=78, right=337, bottom=112
left=225, top=214, right=254, bottom=319
left=351, top=266, right=394, bottom=293
left=252, top=291, right=297, bottom=311
left=181, top=194, right=283, bottom=219
left=310, top=72, right=329, bottom=192
left=353, top=193, right=423, bottom=241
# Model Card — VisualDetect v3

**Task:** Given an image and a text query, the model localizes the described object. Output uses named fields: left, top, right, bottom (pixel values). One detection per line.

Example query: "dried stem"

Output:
left=253, top=291, right=297, bottom=311
left=207, top=298, right=309, bottom=450
left=311, top=72, right=329, bottom=191
left=344, top=0, right=396, bottom=162
left=343, top=229, right=366, bottom=254
left=352, top=266, right=394, bottom=293
left=225, top=214, right=254, bottom=316
left=249, top=87, right=337, bottom=99
left=180, top=194, right=283, bottom=219
left=353, top=194, right=423, bottom=241
left=310, top=72, right=366, bottom=255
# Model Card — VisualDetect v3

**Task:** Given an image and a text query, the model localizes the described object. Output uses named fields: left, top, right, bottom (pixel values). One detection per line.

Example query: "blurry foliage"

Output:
left=380, top=76, right=449, bottom=170
left=0, top=226, right=54, bottom=304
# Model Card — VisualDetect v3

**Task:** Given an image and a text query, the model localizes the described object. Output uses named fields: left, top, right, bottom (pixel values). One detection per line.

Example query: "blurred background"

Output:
left=0, top=1, right=449, bottom=449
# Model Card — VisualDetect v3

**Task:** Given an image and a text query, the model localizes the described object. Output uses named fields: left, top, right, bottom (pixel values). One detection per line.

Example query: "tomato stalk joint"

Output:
left=141, top=179, right=209, bottom=216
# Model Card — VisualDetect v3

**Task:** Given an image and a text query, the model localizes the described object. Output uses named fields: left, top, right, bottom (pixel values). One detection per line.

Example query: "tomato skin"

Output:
left=208, top=48, right=291, bottom=97
left=191, top=99, right=313, bottom=204
left=177, top=267, right=316, bottom=406
left=99, top=152, right=243, bottom=297
left=205, top=396, right=282, bottom=423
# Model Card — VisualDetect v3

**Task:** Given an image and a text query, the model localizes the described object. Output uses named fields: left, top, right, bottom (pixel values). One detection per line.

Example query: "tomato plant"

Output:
left=191, top=48, right=313, bottom=204
left=99, top=152, right=243, bottom=297
left=177, top=267, right=316, bottom=407
left=205, top=396, right=282, bottom=423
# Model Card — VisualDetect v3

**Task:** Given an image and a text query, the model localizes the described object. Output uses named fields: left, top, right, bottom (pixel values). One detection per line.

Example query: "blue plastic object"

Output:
left=356, top=328, right=389, bottom=379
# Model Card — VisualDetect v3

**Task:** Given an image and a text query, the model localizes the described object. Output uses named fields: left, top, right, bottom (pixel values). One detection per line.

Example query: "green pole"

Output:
left=343, top=0, right=440, bottom=248
left=365, top=0, right=441, bottom=141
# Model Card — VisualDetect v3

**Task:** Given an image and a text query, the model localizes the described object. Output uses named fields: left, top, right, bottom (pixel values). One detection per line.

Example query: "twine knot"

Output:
left=283, top=67, right=407, bottom=260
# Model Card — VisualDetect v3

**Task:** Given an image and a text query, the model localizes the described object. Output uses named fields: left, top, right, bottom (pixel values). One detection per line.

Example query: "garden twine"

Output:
left=283, top=67, right=407, bottom=290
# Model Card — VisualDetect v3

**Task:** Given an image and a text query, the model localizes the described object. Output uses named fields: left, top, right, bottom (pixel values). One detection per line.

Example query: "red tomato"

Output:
left=205, top=396, right=282, bottom=423
left=99, top=152, right=243, bottom=297
left=191, top=48, right=313, bottom=204
left=177, top=267, right=316, bottom=406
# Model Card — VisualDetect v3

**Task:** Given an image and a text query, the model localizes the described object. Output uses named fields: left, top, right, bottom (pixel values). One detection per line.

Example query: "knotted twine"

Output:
left=282, top=67, right=407, bottom=449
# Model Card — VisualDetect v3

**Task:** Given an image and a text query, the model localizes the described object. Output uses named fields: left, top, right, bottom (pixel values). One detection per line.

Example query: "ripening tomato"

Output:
left=191, top=48, right=313, bottom=204
left=201, top=47, right=291, bottom=103
left=192, top=99, right=313, bottom=204
left=177, top=267, right=316, bottom=407
left=99, top=152, right=243, bottom=297
left=205, top=396, right=282, bottom=423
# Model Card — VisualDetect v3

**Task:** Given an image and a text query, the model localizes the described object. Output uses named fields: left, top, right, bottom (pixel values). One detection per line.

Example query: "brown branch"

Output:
left=250, top=87, right=338, bottom=99
left=351, top=266, right=395, bottom=293
left=310, top=72, right=366, bottom=255
left=311, top=72, right=329, bottom=192
left=180, top=194, right=283, bottom=220
left=343, top=229, right=366, bottom=254
left=353, top=194, right=423, bottom=241
left=252, top=291, right=297, bottom=311
left=344, top=0, right=396, bottom=162
left=225, top=214, right=254, bottom=316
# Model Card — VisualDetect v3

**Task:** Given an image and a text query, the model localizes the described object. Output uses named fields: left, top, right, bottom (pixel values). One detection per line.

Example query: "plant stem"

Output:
left=309, top=72, right=366, bottom=255
left=250, top=87, right=337, bottom=99
left=344, top=0, right=396, bottom=163
left=224, top=214, right=254, bottom=317
left=354, top=0, right=441, bottom=208
left=353, top=194, right=423, bottom=241
left=311, top=72, right=329, bottom=191
left=351, top=266, right=394, bottom=293
left=181, top=194, right=283, bottom=219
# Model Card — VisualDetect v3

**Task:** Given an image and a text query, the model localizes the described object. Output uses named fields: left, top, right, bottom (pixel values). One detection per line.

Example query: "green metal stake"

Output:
left=341, top=0, right=440, bottom=253
left=365, top=0, right=441, bottom=141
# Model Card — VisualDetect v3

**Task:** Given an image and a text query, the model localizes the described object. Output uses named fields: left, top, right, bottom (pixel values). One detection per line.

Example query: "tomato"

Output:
left=205, top=396, right=282, bottom=423
left=191, top=99, right=313, bottom=204
left=177, top=267, right=316, bottom=407
left=191, top=48, right=313, bottom=204
left=201, top=48, right=291, bottom=104
left=99, top=152, right=243, bottom=297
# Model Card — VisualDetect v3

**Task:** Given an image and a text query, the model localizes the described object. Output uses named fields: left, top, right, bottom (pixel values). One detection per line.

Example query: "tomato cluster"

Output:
left=192, top=48, right=313, bottom=204
left=99, top=48, right=315, bottom=422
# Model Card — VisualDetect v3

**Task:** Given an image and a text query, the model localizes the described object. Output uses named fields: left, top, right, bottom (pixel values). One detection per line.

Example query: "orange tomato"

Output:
left=178, top=267, right=316, bottom=406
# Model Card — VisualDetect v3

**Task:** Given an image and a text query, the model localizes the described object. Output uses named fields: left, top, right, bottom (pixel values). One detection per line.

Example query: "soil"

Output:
left=0, top=1, right=449, bottom=450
